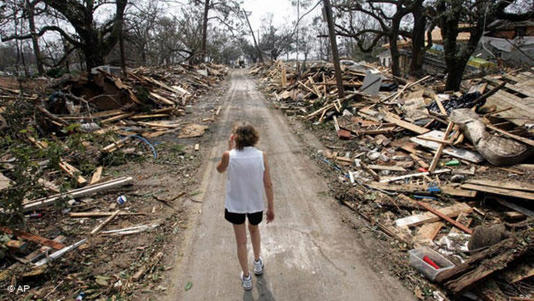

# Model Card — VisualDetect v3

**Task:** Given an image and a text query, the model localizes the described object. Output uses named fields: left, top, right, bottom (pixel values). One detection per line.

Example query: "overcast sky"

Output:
left=242, top=0, right=298, bottom=30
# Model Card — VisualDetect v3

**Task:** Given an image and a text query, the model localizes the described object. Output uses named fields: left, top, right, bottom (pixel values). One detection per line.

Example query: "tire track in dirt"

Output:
left=165, top=70, right=415, bottom=301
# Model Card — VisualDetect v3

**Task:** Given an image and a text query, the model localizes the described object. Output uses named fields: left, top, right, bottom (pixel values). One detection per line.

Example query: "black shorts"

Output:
left=225, top=208, right=263, bottom=225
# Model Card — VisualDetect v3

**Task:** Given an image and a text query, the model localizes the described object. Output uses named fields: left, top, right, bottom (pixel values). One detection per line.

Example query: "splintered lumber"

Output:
left=360, top=162, right=380, bottom=181
left=443, top=233, right=533, bottom=293
left=24, top=236, right=66, bottom=263
left=466, top=179, right=534, bottom=192
left=461, top=183, right=534, bottom=201
left=342, top=200, right=412, bottom=246
left=90, top=166, right=103, bottom=185
left=103, top=136, right=132, bottom=153
left=24, top=176, right=133, bottom=211
left=0, top=227, right=65, bottom=250
left=35, top=238, right=88, bottom=267
left=380, top=169, right=450, bottom=183
left=429, top=122, right=454, bottom=172
left=449, top=213, right=473, bottom=234
left=417, top=201, right=473, bottom=234
left=395, top=202, right=472, bottom=228
left=436, top=229, right=534, bottom=284
left=484, top=122, right=534, bottom=147
left=381, top=111, right=429, bottom=135
left=366, top=182, right=477, bottom=198
left=497, top=199, right=534, bottom=217
left=476, top=280, right=507, bottom=301
left=90, top=210, right=120, bottom=234
left=414, top=222, right=444, bottom=244
left=411, top=131, right=484, bottom=163
left=281, top=65, right=287, bottom=88
left=69, top=212, right=145, bottom=218
left=149, top=92, right=175, bottom=105
left=502, top=262, right=534, bottom=284
left=410, top=153, right=429, bottom=169
left=133, top=251, right=164, bottom=281
left=59, top=160, right=87, bottom=185
left=367, top=165, right=406, bottom=172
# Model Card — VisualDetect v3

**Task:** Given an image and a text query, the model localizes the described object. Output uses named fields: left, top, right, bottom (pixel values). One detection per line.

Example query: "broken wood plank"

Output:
left=380, top=169, right=450, bottom=183
left=429, top=122, right=454, bottom=172
left=69, top=212, right=145, bottom=218
left=367, top=165, right=406, bottom=172
left=461, top=183, right=534, bottom=201
left=414, top=222, right=444, bottom=244
left=410, top=153, right=429, bottom=169
left=102, top=136, right=132, bottom=153
left=35, top=238, right=87, bottom=267
left=0, top=227, right=65, bottom=250
left=466, top=179, right=534, bottom=192
left=90, top=210, right=120, bottom=235
left=59, top=160, right=87, bottom=185
left=417, top=201, right=473, bottom=234
left=24, top=235, right=66, bottom=263
left=382, top=111, right=430, bottom=135
left=133, top=251, right=164, bottom=281
left=496, top=199, right=534, bottom=218
left=502, top=262, right=534, bottom=284
left=411, top=130, right=484, bottom=163
left=395, top=202, right=472, bottom=228
left=366, top=182, right=477, bottom=198
left=24, top=176, right=133, bottom=211
left=360, top=162, right=379, bottom=181
left=89, top=166, right=103, bottom=185
left=342, top=200, right=413, bottom=246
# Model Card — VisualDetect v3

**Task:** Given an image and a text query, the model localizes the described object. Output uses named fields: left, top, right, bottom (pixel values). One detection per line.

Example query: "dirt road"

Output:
left=166, top=70, right=415, bottom=300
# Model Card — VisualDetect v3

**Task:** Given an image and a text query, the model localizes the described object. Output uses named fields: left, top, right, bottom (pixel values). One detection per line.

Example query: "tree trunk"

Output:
left=201, top=0, right=210, bottom=63
left=389, top=35, right=401, bottom=77
left=409, top=1, right=426, bottom=77
left=117, top=0, right=127, bottom=77
left=243, top=9, right=264, bottom=63
left=25, top=0, right=44, bottom=75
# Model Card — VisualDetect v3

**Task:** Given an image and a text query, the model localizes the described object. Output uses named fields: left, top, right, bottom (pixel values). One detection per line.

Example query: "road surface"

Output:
left=166, top=70, right=415, bottom=301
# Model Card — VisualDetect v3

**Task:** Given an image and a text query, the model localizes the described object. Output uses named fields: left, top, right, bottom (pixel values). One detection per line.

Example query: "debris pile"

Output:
left=253, top=62, right=534, bottom=299
left=0, top=63, right=227, bottom=298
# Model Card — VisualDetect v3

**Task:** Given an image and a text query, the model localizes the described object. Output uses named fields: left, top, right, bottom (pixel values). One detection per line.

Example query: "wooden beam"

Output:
left=0, top=227, right=65, bottom=250
left=466, top=179, right=534, bottom=192
left=382, top=111, right=430, bottom=134
left=90, top=210, right=121, bottom=235
left=417, top=201, right=473, bottom=234
left=429, top=122, right=454, bottom=172
left=90, top=166, right=103, bottom=185
left=461, top=183, right=534, bottom=201
left=395, top=202, right=472, bottom=228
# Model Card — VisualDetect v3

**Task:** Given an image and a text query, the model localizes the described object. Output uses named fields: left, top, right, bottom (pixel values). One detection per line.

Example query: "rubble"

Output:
left=252, top=61, right=534, bottom=299
left=0, top=63, right=228, bottom=298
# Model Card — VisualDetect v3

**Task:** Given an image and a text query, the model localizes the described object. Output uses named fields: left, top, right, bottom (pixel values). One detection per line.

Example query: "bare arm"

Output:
left=217, top=151, right=230, bottom=173
left=263, top=153, right=274, bottom=223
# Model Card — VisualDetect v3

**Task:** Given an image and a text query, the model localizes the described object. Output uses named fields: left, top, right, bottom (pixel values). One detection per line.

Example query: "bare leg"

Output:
left=248, top=223, right=261, bottom=261
left=233, top=223, right=249, bottom=277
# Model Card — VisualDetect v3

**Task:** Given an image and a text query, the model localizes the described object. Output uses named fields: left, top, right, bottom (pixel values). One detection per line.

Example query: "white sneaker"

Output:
left=253, top=257, right=264, bottom=275
left=241, top=272, right=252, bottom=290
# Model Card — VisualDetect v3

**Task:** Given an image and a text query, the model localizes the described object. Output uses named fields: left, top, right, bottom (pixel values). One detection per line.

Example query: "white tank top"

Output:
left=225, top=147, right=265, bottom=213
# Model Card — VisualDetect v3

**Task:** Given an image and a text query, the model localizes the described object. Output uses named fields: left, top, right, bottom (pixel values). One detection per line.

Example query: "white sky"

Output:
left=242, top=0, right=298, bottom=30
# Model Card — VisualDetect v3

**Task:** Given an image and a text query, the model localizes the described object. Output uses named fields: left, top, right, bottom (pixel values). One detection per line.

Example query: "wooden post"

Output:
left=322, top=0, right=344, bottom=98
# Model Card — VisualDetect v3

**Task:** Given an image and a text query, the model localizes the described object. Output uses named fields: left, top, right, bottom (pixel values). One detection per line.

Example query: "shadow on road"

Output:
left=243, top=273, right=276, bottom=301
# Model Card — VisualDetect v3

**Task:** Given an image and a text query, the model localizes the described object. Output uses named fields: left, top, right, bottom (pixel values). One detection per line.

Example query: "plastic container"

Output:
left=409, top=247, right=455, bottom=281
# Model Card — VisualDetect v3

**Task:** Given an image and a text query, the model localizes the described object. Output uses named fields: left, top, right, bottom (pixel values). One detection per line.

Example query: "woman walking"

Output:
left=216, top=123, right=275, bottom=291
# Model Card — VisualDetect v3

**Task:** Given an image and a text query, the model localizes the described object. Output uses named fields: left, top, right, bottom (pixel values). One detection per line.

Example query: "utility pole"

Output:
left=323, top=0, right=344, bottom=98
left=243, top=9, right=264, bottom=63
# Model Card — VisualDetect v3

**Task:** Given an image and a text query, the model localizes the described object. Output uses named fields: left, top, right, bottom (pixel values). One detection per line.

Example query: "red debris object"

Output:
left=418, top=167, right=429, bottom=172
left=423, top=255, right=440, bottom=269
